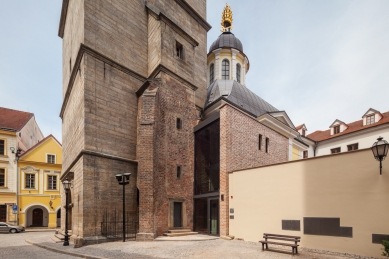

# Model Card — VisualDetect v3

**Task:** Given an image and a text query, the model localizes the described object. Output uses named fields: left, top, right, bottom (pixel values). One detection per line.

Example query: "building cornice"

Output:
left=174, top=0, right=211, bottom=32
left=0, top=130, right=17, bottom=136
left=58, top=0, right=69, bottom=38
left=146, top=5, right=199, bottom=47
left=60, top=149, right=138, bottom=181
left=60, top=44, right=147, bottom=118
left=18, top=161, right=62, bottom=167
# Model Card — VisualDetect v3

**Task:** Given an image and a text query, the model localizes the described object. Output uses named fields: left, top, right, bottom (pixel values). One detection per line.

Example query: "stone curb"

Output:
left=25, top=239, right=108, bottom=259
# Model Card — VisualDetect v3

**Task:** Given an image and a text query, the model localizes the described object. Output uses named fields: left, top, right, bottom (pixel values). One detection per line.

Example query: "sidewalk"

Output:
left=25, top=234, right=380, bottom=259
left=25, top=227, right=60, bottom=232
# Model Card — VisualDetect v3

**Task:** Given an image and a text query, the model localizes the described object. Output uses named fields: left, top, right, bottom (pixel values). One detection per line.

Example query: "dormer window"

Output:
left=302, top=129, right=306, bottom=137
left=334, top=125, right=340, bottom=134
left=367, top=114, right=375, bottom=125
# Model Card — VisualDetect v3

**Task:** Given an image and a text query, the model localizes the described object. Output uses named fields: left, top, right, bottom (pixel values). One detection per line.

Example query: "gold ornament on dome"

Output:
left=220, top=3, right=233, bottom=32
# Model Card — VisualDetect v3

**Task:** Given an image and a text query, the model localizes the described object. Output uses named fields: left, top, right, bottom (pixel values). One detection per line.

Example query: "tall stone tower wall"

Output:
left=59, top=0, right=210, bottom=243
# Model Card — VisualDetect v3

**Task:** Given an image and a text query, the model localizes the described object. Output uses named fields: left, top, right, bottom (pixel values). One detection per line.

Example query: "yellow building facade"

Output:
left=18, top=135, right=62, bottom=228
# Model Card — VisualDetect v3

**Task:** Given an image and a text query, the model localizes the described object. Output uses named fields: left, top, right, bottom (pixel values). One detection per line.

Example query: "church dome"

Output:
left=209, top=32, right=243, bottom=53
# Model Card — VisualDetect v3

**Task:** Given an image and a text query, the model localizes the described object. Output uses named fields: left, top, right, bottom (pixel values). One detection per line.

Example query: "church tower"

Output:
left=58, top=0, right=211, bottom=244
left=207, top=3, right=250, bottom=86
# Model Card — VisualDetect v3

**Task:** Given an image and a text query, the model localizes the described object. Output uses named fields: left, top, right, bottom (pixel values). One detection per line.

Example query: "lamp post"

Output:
left=371, top=136, right=389, bottom=175
left=62, top=179, right=71, bottom=246
left=115, top=173, right=131, bottom=242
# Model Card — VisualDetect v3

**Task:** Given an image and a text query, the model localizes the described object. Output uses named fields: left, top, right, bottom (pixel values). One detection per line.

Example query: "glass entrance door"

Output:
left=209, top=199, right=219, bottom=235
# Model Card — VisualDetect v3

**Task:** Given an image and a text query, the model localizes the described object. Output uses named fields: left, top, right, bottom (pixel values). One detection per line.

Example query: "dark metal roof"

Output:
left=209, top=32, right=243, bottom=53
left=204, top=80, right=278, bottom=117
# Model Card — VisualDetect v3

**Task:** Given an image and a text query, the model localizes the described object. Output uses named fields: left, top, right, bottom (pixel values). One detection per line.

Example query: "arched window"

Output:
left=222, top=59, right=230, bottom=80
left=236, top=63, right=241, bottom=83
left=209, top=64, right=214, bottom=84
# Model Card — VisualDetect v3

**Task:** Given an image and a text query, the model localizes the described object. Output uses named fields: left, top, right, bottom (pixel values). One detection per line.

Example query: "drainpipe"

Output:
left=313, top=141, right=318, bottom=157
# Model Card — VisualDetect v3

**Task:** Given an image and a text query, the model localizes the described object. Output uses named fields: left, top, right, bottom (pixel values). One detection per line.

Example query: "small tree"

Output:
left=382, top=240, right=389, bottom=258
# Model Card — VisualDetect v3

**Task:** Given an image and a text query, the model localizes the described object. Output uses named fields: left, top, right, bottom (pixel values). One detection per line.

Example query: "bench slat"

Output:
left=262, top=236, right=299, bottom=242
left=259, top=240, right=299, bottom=247
left=264, top=233, right=300, bottom=239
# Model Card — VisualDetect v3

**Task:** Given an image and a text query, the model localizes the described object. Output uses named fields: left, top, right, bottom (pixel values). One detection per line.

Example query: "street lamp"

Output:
left=371, top=136, right=389, bottom=175
left=62, top=179, right=71, bottom=246
left=115, top=173, right=131, bottom=242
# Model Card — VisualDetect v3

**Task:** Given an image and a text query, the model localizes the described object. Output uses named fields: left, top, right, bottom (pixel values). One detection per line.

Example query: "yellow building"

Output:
left=18, top=135, right=62, bottom=228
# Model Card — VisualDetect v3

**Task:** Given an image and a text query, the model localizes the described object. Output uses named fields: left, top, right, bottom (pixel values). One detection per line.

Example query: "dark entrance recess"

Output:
left=174, top=202, right=182, bottom=228
left=194, top=119, right=220, bottom=234
left=32, top=208, right=43, bottom=226
left=0, top=205, right=6, bottom=222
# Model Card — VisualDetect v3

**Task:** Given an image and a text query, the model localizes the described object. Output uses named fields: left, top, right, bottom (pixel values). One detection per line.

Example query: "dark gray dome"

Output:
left=209, top=32, right=243, bottom=53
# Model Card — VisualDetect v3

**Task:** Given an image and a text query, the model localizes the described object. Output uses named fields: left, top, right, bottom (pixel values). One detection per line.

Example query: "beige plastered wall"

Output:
left=229, top=149, right=389, bottom=258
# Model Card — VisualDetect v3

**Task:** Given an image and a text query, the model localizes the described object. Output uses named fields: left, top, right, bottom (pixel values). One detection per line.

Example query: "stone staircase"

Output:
left=51, top=230, right=72, bottom=243
left=163, top=229, right=198, bottom=237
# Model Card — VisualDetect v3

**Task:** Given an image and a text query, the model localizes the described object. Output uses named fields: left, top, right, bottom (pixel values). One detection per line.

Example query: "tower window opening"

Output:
left=265, top=138, right=269, bottom=153
left=258, top=134, right=262, bottom=150
left=177, top=165, right=182, bottom=179
left=222, top=59, right=230, bottom=80
left=176, top=41, right=183, bottom=59
left=176, top=118, right=182, bottom=130
left=210, top=64, right=214, bottom=84
left=236, top=63, right=241, bottom=83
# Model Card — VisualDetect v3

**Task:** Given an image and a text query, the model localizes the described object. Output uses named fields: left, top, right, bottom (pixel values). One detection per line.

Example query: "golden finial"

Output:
left=220, top=3, right=233, bottom=32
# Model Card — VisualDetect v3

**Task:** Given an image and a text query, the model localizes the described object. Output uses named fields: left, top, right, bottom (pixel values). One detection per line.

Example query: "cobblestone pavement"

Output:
left=25, top=232, right=374, bottom=259
left=0, top=231, right=78, bottom=259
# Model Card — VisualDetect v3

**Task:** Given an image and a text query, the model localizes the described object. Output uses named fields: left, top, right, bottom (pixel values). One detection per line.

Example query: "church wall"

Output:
left=148, top=15, right=162, bottom=76
left=137, top=73, right=198, bottom=238
left=62, top=59, right=85, bottom=172
left=84, top=0, right=148, bottom=77
left=62, top=0, right=84, bottom=97
left=83, top=54, right=140, bottom=160
left=185, top=0, right=206, bottom=19
left=219, top=104, right=289, bottom=236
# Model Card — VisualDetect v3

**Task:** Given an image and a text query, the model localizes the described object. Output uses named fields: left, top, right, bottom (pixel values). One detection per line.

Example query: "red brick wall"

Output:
left=137, top=73, right=199, bottom=237
left=219, top=104, right=289, bottom=236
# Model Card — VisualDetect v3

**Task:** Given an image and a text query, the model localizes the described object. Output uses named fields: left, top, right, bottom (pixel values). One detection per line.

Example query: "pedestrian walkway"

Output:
left=25, top=233, right=379, bottom=259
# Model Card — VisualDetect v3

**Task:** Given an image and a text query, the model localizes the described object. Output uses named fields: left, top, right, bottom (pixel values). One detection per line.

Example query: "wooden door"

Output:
left=173, top=202, right=182, bottom=228
left=32, top=208, right=43, bottom=226
left=0, top=205, right=6, bottom=222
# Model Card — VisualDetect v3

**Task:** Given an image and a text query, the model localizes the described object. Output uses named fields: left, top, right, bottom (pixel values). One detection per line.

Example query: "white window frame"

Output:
left=21, top=167, right=39, bottom=191
left=44, top=171, right=60, bottom=191
left=24, top=173, right=37, bottom=189
left=46, top=153, right=56, bottom=164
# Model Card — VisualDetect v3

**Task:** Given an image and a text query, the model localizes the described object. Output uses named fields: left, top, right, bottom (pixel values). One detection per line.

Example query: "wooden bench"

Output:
left=259, top=233, right=300, bottom=255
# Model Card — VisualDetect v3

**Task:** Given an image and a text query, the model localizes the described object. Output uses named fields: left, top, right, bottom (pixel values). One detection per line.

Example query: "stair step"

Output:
left=55, top=234, right=65, bottom=240
left=163, top=232, right=198, bottom=237
left=167, top=229, right=192, bottom=233
left=50, top=235, right=63, bottom=243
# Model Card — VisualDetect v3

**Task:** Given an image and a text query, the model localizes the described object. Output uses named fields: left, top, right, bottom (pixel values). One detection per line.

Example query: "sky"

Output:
left=0, top=1, right=388, bottom=142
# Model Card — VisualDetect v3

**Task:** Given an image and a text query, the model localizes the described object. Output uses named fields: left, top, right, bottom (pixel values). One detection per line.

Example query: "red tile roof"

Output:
left=296, top=124, right=304, bottom=130
left=307, top=111, right=389, bottom=142
left=0, top=107, right=34, bottom=131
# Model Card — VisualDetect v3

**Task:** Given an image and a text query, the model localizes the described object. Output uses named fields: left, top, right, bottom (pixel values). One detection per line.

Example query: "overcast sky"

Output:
left=0, top=1, right=388, bottom=142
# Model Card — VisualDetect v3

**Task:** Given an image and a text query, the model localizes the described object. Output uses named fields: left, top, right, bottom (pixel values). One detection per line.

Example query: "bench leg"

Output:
left=261, top=243, right=264, bottom=251
left=296, top=247, right=298, bottom=254
left=292, top=247, right=295, bottom=255
left=265, top=243, right=268, bottom=249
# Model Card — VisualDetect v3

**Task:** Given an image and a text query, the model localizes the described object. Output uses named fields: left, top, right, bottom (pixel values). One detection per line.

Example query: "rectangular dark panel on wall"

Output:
left=304, top=218, right=321, bottom=235
left=320, top=218, right=340, bottom=236
left=282, top=220, right=300, bottom=231
left=372, top=234, right=389, bottom=244
left=339, top=227, right=353, bottom=238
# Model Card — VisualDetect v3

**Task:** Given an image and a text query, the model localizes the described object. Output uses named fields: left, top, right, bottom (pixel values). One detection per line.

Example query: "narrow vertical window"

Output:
left=69, top=58, right=72, bottom=74
left=209, top=64, right=214, bottom=84
left=48, top=175, right=57, bottom=190
left=367, top=115, right=375, bottom=125
left=258, top=134, right=262, bottom=150
left=334, top=125, right=340, bottom=134
left=236, top=63, right=241, bottom=83
left=303, top=151, right=308, bottom=159
left=222, top=59, right=230, bottom=80
left=176, top=118, right=182, bottom=130
left=25, top=174, right=35, bottom=188
left=302, top=129, right=306, bottom=137
left=0, top=140, right=4, bottom=155
left=176, top=41, right=183, bottom=59
left=0, top=169, right=5, bottom=187
left=177, top=166, right=181, bottom=179
left=265, top=138, right=269, bottom=153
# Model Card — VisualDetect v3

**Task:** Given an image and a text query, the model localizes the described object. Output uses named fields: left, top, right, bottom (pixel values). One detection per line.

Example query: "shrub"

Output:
left=382, top=240, right=389, bottom=258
